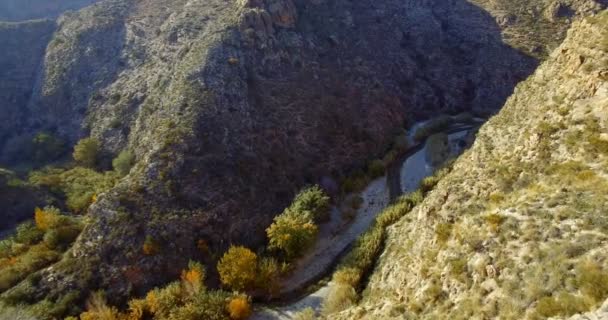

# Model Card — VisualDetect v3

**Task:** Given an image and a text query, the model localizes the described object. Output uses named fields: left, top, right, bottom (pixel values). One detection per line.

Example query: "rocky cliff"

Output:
left=334, top=10, right=608, bottom=319
left=0, top=0, right=605, bottom=309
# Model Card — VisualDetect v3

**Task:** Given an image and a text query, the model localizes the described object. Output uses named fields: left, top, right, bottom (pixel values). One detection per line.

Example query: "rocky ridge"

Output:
left=333, top=10, right=608, bottom=320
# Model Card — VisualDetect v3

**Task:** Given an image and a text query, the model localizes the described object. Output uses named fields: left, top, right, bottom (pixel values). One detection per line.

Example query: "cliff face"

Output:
left=335, top=11, right=608, bottom=319
left=0, top=0, right=605, bottom=307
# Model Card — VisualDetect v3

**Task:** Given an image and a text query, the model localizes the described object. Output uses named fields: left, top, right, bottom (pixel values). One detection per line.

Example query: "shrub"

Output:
left=266, top=209, right=318, bottom=260
left=31, top=132, right=66, bottom=163
left=435, top=222, right=452, bottom=243
left=534, top=292, right=589, bottom=318
left=217, top=246, right=258, bottom=291
left=142, top=235, right=159, bottom=256
left=256, top=257, right=280, bottom=296
left=34, top=206, right=61, bottom=231
left=73, top=138, right=100, bottom=168
left=575, top=260, right=608, bottom=303
left=227, top=296, right=251, bottom=320
left=29, top=167, right=119, bottom=213
left=80, top=291, right=121, bottom=320
left=290, top=185, right=331, bottom=222
left=179, top=291, right=231, bottom=320
left=181, top=261, right=206, bottom=297
left=322, top=283, right=357, bottom=315
left=146, top=282, right=182, bottom=318
left=485, top=213, right=504, bottom=232
left=367, top=160, right=385, bottom=178
left=14, top=222, right=44, bottom=245
left=112, top=150, right=135, bottom=176
left=293, top=307, right=316, bottom=320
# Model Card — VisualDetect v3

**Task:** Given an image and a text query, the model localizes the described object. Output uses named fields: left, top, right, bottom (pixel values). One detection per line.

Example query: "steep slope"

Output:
left=0, top=0, right=605, bottom=309
left=0, top=19, right=55, bottom=163
left=471, top=0, right=606, bottom=58
left=2, top=0, right=543, bottom=304
left=0, top=0, right=99, bottom=22
left=334, top=11, right=608, bottom=320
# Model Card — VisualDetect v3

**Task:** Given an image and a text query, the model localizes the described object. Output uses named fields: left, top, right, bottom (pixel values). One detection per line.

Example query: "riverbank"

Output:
left=252, top=119, right=479, bottom=319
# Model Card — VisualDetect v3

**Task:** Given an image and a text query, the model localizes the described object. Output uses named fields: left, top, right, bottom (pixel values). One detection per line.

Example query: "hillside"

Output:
left=332, top=11, right=608, bottom=320
left=0, top=0, right=99, bottom=22
left=0, top=0, right=605, bottom=316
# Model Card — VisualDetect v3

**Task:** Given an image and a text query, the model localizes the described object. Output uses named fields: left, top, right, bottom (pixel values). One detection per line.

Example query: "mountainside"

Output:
left=0, top=19, right=55, bottom=158
left=0, top=0, right=606, bottom=312
left=334, top=11, right=608, bottom=320
left=0, top=0, right=99, bottom=22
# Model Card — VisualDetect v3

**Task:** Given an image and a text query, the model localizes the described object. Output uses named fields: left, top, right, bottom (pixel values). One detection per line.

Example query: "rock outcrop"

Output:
left=334, top=10, right=608, bottom=319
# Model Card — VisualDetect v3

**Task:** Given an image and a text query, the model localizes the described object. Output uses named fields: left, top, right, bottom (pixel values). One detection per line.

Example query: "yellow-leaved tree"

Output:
left=217, top=246, right=258, bottom=292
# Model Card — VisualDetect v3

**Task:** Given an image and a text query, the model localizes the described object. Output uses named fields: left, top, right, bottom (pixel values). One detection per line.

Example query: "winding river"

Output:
left=253, top=121, right=479, bottom=319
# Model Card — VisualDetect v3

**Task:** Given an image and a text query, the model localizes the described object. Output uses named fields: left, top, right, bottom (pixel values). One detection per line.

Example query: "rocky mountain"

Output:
left=0, top=0, right=99, bottom=22
left=333, top=11, right=608, bottom=319
left=0, top=0, right=605, bottom=311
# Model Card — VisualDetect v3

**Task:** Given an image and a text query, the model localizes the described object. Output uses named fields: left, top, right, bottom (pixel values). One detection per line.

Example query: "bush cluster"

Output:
left=0, top=207, right=82, bottom=292
left=266, top=209, right=318, bottom=260
left=216, top=246, right=281, bottom=296
left=29, top=167, right=119, bottom=213
left=79, top=261, right=249, bottom=320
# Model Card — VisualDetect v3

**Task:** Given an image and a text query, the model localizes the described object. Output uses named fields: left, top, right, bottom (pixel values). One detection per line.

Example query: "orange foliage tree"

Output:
left=227, top=296, right=252, bottom=320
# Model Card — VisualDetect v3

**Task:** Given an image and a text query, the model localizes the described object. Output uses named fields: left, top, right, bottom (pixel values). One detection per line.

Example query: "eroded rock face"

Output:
left=0, top=0, right=602, bottom=306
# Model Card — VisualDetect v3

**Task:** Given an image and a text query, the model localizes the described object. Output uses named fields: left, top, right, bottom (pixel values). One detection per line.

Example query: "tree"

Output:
left=217, top=246, right=258, bottom=292
left=266, top=209, right=318, bottom=260
left=112, top=150, right=134, bottom=176
left=290, top=185, right=331, bottom=222
left=73, top=137, right=100, bottom=168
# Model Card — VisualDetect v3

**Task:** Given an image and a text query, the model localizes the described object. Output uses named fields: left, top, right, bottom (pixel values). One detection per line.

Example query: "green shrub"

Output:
left=72, top=138, right=100, bottom=168
left=30, top=167, right=119, bottom=213
left=14, top=222, right=44, bottom=245
left=31, top=132, right=66, bottom=163
left=367, top=160, right=385, bottom=178
left=266, top=209, right=318, bottom=260
left=290, top=185, right=331, bottom=222
left=112, top=150, right=135, bottom=176
left=256, top=257, right=280, bottom=296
